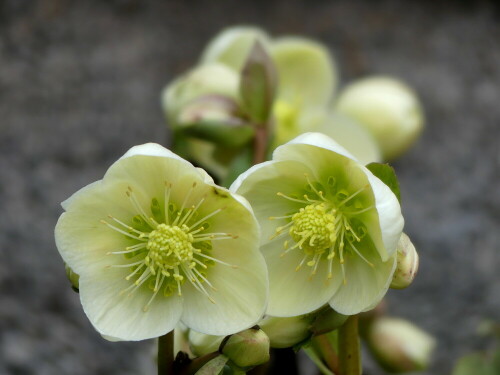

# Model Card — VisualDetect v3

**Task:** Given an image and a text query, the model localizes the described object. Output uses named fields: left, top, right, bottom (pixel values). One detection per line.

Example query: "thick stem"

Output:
left=253, top=125, right=268, bottom=165
left=158, top=331, right=175, bottom=375
left=338, top=315, right=361, bottom=375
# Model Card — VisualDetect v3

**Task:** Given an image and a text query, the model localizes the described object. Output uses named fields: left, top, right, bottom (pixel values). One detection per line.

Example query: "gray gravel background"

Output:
left=1, top=0, right=499, bottom=374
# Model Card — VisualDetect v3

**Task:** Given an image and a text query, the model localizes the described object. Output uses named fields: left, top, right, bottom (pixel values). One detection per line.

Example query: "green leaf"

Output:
left=240, top=41, right=277, bottom=124
left=366, top=162, right=401, bottom=203
left=195, top=354, right=229, bottom=375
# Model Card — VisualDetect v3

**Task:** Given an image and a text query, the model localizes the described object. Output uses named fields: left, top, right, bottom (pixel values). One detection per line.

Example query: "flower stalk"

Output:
left=338, top=315, right=361, bottom=375
left=158, top=331, right=174, bottom=375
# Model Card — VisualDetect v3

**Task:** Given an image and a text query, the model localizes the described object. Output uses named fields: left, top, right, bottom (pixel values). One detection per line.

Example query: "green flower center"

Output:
left=147, top=224, right=194, bottom=269
left=102, top=183, right=237, bottom=312
left=271, top=174, right=373, bottom=282
left=290, top=203, right=337, bottom=255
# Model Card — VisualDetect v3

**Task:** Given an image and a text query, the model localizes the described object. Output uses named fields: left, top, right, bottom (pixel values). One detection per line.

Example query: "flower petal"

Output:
left=181, top=185, right=268, bottom=335
left=360, top=166, right=404, bottom=260
left=55, top=181, right=141, bottom=275
left=231, top=160, right=314, bottom=243
left=271, top=37, right=337, bottom=108
left=264, top=240, right=343, bottom=317
left=274, top=132, right=357, bottom=163
left=329, top=251, right=397, bottom=315
left=79, top=268, right=183, bottom=341
left=200, top=26, right=271, bottom=71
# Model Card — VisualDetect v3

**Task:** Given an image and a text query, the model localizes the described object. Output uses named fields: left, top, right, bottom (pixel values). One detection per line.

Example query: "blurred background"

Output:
left=1, top=0, right=499, bottom=374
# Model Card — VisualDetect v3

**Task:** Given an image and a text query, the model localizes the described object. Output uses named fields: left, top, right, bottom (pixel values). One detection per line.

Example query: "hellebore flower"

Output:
left=231, top=133, right=403, bottom=317
left=55, top=143, right=268, bottom=341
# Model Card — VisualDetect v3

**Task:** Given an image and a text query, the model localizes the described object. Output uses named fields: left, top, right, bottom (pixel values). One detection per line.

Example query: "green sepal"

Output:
left=195, top=354, right=229, bottom=375
left=240, top=41, right=277, bottom=124
left=366, top=162, right=402, bottom=203
left=64, top=263, right=80, bottom=293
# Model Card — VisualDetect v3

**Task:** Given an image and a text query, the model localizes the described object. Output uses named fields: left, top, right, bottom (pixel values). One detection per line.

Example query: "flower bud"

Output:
left=259, top=315, right=314, bottom=348
left=64, top=263, right=79, bottom=292
left=221, top=328, right=270, bottom=368
left=390, top=233, right=419, bottom=289
left=335, top=76, right=424, bottom=160
left=162, top=63, right=240, bottom=127
left=367, top=317, right=435, bottom=373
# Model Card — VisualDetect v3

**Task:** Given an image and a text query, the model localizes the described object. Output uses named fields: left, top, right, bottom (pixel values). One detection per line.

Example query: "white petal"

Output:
left=231, top=160, right=314, bottom=244
left=181, top=187, right=268, bottom=335
left=79, top=268, right=183, bottom=341
left=180, top=241, right=268, bottom=336
left=264, top=240, right=342, bottom=317
left=329, top=251, right=397, bottom=315
left=360, top=166, right=404, bottom=259
left=274, top=132, right=358, bottom=162
left=55, top=181, right=142, bottom=275
left=120, top=142, right=185, bottom=161
left=271, top=37, right=337, bottom=108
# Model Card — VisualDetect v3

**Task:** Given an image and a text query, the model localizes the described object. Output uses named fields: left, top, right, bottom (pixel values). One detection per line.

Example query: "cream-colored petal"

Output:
left=180, top=244, right=268, bottom=336
left=200, top=26, right=271, bottom=71
left=274, top=132, right=357, bottom=163
left=264, top=240, right=343, bottom=317
left=180, top=184, right=268, bottom=335
left=79, top=268, right=183, bottom=341
left=271, top=37, right=337, bottom=108
left=104, top=151, right=207, bottom=218
left=55, top=180, right=144, bottom=275
left=231, top=160, right=314, bottom=243
left=329, top=250, right=396, bottom=315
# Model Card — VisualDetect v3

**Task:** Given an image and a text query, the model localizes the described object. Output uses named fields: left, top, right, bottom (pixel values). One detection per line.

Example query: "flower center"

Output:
left=270, top=174, right=374, bottom=282
left=102, top=182, right=237, bottom=311
left=289, top=203, right=337, bottom=255
left=146, top=224, right=194, bottom=270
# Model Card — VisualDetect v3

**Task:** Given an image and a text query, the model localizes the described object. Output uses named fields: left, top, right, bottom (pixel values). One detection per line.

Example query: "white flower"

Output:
left=55, top=143, right=268, bottom=341
left=231, top=133, right=403, bottom=317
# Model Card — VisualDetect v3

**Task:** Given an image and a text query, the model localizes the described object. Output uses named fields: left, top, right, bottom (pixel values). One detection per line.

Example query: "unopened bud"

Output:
left=335, top=76, right=424, bottom=160
left=221, top=328, right=270, bottom=368
left=391, top=233, right=419, bottom=289
left=367, top=317, right=435, bottom=373
left=259, top=315, right=314, bottom=348
left=162, top=64, right=240, bottom=128
left=64, top=263, right=79, bottom=292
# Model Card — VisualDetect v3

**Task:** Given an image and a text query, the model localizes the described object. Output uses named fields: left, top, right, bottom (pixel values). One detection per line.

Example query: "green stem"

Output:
left=158, top=331, right=174, bottom=375
left=338, top=315, right=361, bottom=375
